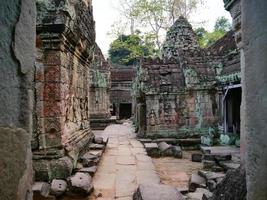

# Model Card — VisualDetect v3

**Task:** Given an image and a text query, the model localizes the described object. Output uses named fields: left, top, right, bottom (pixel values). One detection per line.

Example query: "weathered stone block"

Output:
left=32, top=182, right=50, bottom=197
left=68, top=172, right=93, bottom=195
left=192, top=153, right=203, bottom=162
left=133, top=184, right=185, bottom=200
left=189, top=174, right=206, bottom=192
left=144, top=143, right=159, bottom=157
left=50, top=179, right=67, bottom=196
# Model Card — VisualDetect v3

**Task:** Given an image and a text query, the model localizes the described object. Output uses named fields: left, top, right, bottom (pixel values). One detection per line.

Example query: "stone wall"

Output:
left=33, top=0, right=96, bottom=181
left=0, top=0, right=36, bottom=199
left=89, top=44, right=111, bottom=129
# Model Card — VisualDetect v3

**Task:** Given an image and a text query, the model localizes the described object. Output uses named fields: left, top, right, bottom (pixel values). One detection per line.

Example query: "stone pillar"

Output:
left=242, top=0, right=267, bottom=199
left=0, top=0, right=36, bottom=199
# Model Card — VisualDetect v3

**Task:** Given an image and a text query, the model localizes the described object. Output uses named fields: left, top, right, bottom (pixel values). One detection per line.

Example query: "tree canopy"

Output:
left=195, top=16, right=232, bottom=48
left=113, top=0, right=205, bottom=50
left=108, top=34, right=157, bottom=66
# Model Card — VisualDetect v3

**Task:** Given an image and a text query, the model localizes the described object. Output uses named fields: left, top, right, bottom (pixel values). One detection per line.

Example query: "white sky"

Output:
left=92, top=0, right=231, bottom=56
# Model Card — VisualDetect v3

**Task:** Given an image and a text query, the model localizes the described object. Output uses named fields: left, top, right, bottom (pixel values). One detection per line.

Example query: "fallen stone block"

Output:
left=144, top=143, right=159, bottom=156
left=187, top=188, right=212, bottom=200
left=203, top=154, right=232, bottom=161
left=198, top=170, right=225, bottom=181
left=219, top=161, right=240, bottom=171
left=171, top=146, right=183, bottom=158
left=50, top=179, right=67, bottom=196
left=203, top=160, right=217, bottom=170
left=89, top=143, right=105, bottom=150
left=80, top=152, right=101, bottom=167
left=68, top=172, right=93, bottom=195
left=133, top=184, right=185, bottom=200
left=78, top=166, right=97, bottom=176
left=192, top=153, right=203, bottom=162
left=207, top=180, right=217, bottom=192
left=189, top=174, right=206, bottom=192
left=93, top=136, right=104, bottom=144
left=32, top=182, right=50, bottom=197
left=158, top=142, right=171, bottom=152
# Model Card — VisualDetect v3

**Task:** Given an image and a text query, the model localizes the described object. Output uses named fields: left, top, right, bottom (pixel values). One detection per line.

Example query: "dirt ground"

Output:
left=152, top=151, right=203, bottom=189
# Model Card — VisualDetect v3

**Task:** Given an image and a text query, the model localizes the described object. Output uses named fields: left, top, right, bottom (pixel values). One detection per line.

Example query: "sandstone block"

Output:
left=189, top=174, right=206, bottom=192
left=192, top=153, right=203, bottom=162
left=68, top=172, right=93, bottom=195
left=94, top=136, right=104, bottom=144
left=50, top=179, right=67, bottom=196
left=32, top=182, right=50, bottom=197
left=133, top=184, right=185, bottom=200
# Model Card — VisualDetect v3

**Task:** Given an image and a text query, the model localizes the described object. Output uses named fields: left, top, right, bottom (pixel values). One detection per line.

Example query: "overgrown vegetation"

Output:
left=195, top=16, right=232, bottom=48
left=108, top=33, right=157, bottom=65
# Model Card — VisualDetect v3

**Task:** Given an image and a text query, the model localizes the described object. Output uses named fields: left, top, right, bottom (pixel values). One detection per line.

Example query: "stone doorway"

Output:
left=224, top=86, right=242, bottom=133
left=119, top=103, right=132, bottom=119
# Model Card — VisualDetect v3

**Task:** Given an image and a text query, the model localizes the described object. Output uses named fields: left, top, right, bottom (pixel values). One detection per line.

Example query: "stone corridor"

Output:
left=90, top=122, right=160, bottom=200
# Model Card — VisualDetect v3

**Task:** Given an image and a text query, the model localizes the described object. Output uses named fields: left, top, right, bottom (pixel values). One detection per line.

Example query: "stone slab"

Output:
left=133, top=184, right=184, bottom=200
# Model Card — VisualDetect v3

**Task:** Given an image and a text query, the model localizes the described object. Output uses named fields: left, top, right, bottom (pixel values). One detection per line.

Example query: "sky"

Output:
left=92, top=0, right=231, bottom=56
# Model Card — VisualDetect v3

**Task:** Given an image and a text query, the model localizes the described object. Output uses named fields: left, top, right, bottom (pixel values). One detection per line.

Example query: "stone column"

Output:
left=242, top=0, right=267, bottom=199
left=0, top=0, right=36, bottom=199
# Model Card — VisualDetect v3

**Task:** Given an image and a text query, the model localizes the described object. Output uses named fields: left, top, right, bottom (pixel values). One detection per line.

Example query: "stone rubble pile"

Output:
left=32, top=135, right=108, bottom=199
left=139, top=138, right=241, bottom=200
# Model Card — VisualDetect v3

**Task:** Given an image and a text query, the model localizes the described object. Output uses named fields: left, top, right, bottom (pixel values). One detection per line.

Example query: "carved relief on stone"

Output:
left=149, top=109, right=157, bottom=126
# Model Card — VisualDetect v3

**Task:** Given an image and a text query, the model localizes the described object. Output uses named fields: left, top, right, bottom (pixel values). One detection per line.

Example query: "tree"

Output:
left=195, top=16, right=231, bottom=48
left=113, top=0, right=205, bottom=50
left=214, top=16, right=231, bottom=32
left=108, top=34, right=156, bottom=66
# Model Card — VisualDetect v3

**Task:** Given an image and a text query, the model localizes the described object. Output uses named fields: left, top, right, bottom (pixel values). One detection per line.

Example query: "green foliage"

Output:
left=108, top=34, right=156, bottom=66
left=195, top=16, right=231, bottom=48
left=114, top=0, right=205, bottom=49
left=214, top=16, right=231, bottom=32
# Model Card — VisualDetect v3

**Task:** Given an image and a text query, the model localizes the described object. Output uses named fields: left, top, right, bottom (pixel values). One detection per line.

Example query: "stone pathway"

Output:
left=89, top=122, right=160, bottom=200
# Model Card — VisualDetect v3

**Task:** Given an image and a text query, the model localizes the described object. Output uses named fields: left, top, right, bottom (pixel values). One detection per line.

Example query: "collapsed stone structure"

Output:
left=33, top=0, right=110, bottom=186
left=134, top=17, right=241, bottom=141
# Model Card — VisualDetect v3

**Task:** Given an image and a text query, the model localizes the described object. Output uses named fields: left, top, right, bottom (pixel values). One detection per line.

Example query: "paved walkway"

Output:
left=90, top=122, right=160, bottom=200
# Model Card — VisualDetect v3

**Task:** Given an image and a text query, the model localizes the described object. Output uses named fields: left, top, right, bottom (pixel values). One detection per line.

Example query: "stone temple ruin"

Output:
left=134, top=17, right=241, bottom=147
left=1, top=0, right=267, bottom=199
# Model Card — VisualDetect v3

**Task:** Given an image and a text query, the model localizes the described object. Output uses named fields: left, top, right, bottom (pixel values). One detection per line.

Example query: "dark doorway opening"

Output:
left=111, top=103, right=116, bottom=116
left=119, top=103, right=132, bottom=119
left=225, top=87, right=242, bottom=133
